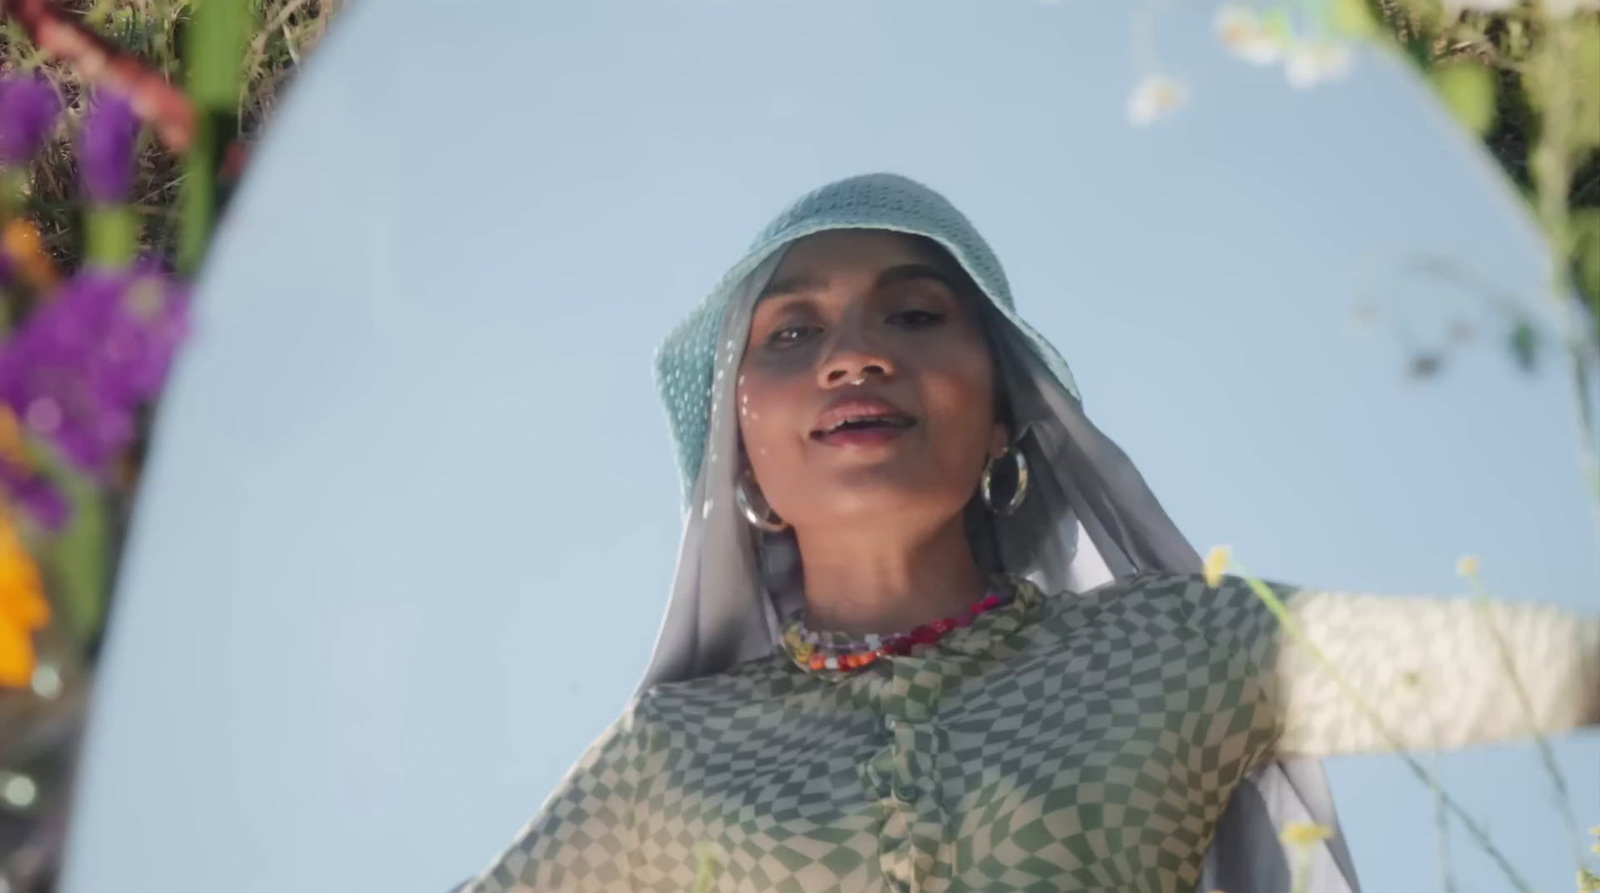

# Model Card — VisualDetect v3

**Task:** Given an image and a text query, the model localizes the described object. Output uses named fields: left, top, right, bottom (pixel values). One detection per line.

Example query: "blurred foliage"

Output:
left=0, top=4, right=340, bottom=890
left=0, top=0, right=338, bottom=269
left=1372, top=0, right=1600, bottom=359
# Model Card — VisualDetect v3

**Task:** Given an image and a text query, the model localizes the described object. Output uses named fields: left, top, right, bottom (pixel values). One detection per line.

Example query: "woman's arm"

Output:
left=459, top=699, right=650, bottom=893
left=1185, top=574, right=1600, bottom=757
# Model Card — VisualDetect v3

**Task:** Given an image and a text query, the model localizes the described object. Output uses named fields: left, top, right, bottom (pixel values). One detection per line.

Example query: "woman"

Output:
left=460, top=174, right=1599, bottom=892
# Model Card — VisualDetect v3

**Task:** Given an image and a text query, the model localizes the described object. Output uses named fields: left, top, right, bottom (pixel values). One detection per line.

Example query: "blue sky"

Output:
left=59, top=1, right=1598, bottom=891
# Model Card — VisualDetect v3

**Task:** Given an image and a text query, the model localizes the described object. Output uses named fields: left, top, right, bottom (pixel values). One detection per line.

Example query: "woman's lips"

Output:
left=813, top=424, right=915, bottom=448
left=810, top=396, right=917, bottom=447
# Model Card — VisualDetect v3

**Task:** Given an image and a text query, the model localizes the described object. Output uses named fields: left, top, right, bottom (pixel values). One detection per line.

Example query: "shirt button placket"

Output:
left=885, top=657, right=949, bottom=889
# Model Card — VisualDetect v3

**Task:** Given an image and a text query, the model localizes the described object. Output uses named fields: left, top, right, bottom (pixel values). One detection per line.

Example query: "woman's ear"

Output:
left=989, top=422, right=1011, bottom=461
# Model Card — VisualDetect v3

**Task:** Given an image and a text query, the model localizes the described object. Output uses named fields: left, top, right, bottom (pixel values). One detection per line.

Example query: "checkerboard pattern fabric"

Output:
left=464, top=573, right=1600, bottom=892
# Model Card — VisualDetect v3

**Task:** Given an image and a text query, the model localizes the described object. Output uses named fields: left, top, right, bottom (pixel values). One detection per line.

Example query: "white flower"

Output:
left=1215, top=6, right=1287, bottom=65
left=1285, top=40, right=1354, bottom=89
left=1127, top=73, right=1189, bottom=126
left=1442, top=0, right=1520, bottom=12
left=1542, top=0, right=1600, bottom=17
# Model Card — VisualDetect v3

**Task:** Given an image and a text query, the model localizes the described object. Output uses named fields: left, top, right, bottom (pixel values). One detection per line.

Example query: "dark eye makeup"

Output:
left=767, top=324, right=820, bottom=347
left=888, top=308, right=946, bottom=328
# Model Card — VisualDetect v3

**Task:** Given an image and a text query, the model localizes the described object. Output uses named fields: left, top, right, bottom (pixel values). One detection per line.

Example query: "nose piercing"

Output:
left=849, top=375, right=868, bottom=387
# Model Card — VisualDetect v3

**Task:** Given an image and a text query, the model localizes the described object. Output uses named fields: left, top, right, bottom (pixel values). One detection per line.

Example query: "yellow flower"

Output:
left=1, top=218, right=60, bottom=293
left=1455, top=554, right=1481, bottom=579
left=1280, top=821, right=1334, bottom=847
left=1203, top=545, right=1232, bottom=588
left=692, top=841, right=723, bottom=893
left=0, top=507, right=49, bottom=688
left=0, top=406, right=28, bottom=469
left=783, top=627, right=815, bottom=662
left=1580, top=867, right=1600, bottom=893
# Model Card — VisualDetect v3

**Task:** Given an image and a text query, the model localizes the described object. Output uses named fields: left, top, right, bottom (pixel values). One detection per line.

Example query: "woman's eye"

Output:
left=889, top=309, right=946, bottom=328
left=767, top=325, right=819, bottom=347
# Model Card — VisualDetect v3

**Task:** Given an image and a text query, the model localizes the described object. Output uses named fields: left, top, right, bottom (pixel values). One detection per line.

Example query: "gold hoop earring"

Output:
left=980, top=448, right=1029, bottom=516
left=736, top=478, right=789, bottom=532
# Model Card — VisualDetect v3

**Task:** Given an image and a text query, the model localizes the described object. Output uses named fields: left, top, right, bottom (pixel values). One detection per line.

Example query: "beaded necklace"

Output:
left=782, top=581, right=1015, bottom=672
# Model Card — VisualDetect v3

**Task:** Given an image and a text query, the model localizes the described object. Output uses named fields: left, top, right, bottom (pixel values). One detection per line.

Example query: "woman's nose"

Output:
left=818, top=328, right=895, bottom=388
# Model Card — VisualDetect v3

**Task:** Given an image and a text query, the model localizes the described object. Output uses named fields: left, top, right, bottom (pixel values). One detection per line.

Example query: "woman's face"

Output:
left=737, top=230, right=1007, bottom=534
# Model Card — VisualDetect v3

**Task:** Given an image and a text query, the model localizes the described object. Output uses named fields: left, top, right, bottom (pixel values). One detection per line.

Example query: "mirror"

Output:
left=58, top=2, right=1599, bottom=891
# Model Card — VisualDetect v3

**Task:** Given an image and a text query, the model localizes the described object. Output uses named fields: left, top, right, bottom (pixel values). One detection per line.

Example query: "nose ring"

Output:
left=849, top=375, right=868, bottom=387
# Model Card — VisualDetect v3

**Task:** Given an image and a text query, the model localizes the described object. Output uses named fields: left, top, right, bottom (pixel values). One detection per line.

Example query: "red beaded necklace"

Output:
left=783, top=588, right=1013, bottom=673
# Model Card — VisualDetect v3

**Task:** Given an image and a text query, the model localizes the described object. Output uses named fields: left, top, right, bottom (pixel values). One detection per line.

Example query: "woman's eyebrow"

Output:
left=757, top=273, right=826, bottom=302
left=874, top=263, right=959, bottom=293
left=757, top=263, right=957, bottom=304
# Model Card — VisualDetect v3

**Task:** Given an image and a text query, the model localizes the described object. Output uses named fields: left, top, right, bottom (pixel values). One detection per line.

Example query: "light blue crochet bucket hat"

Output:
left=654, top=172, right=1081, bottom=504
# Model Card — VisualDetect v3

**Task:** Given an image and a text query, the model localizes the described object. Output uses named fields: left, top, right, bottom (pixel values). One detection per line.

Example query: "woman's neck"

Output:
left=794, top=517, right=987, bottom=637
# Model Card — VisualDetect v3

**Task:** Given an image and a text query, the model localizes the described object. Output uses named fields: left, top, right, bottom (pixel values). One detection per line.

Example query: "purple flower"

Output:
left=79, top=91, right=142, bottom=204
left=0, top=264, right=190, bottom=476
left=0, top=461, right=68, bottom=531
left=0, top=75, right=62, bottom=167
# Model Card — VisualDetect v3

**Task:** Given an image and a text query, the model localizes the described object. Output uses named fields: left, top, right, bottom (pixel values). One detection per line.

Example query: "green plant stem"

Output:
left=1530, top=19, right=1600, bottom=548
left=177, top=111, right=217, bottom=274
left=36, top=465, right=108, bottom=646
left=1289, top=846, right=1314, bottom=893
left=1429, top=751, right=1456, bottom=893
left=178, top=0, right=250, bottom=275
left=1471, top=590, right=1587, bottom=867
left=86, top=205, right=138, bottom=267
left=1412, top=689, right=1457, bottom=893
left=1231, top=564, right=1536, bottom=893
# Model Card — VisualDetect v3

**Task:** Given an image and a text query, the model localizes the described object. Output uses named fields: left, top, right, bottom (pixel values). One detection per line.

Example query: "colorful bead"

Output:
left=787, top=582, right=1015, bottom=673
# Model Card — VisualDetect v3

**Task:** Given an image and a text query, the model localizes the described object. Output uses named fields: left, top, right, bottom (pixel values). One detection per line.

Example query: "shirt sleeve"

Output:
left=460, top=697, right=652, bottom=892
left=1184, top=574, right=1600, bottom=757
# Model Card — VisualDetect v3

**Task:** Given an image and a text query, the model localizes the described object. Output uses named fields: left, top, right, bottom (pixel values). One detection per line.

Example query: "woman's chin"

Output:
left=792, top=466, right=965, bottom=522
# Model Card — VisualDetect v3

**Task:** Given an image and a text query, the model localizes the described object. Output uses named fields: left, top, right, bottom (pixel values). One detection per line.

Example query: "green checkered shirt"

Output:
left=465, top=572, right=1599, bottom=892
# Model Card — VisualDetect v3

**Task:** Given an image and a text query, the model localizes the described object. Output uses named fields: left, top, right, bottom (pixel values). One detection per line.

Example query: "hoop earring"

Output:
left=736, top=478, right=789, bottom=532
left=980, top=448, right=1030, bottom=516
